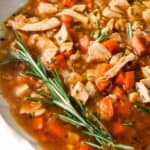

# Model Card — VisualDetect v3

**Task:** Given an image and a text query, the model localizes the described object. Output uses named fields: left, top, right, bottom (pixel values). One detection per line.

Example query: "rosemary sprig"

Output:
left=126, top=23, right=133, bottom=40
left=13, top=32, right=134, bottom=150
left=96, top=32, right=110, bottom=42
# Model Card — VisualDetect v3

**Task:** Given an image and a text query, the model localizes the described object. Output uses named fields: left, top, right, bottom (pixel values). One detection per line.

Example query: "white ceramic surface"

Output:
left=0, top=1, right=39, bottom=150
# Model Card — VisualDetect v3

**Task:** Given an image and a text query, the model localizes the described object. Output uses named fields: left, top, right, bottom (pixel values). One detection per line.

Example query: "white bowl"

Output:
left=0, top=1, right=40, bottom=149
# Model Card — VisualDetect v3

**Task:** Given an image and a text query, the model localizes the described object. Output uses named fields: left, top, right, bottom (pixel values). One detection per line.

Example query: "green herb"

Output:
left=13, top=32, right=134, bottom=150
left=135, top=104, right=150, bottom=113
left=126, top=23, right=133, bottom=40
left=96, top=32, right=110, bottom=42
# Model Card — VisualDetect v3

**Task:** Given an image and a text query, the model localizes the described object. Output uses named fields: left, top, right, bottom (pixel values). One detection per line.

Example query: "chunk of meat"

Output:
left=141, top=77, right=150, bottom=89
left=109, top=0, right=130, bottom=10
left=101, top=53, right=135, bottom=80
left=9, top=17, right=60, bottom=32
left=57, top=9, right=88, bottom=26
left=28, top=34, right=58, bottom=68
left=70, top=82, right=89, bottom=104
left=143, top=9, right=150, bottom=23
left=71, top=4, right=86, bottom=12
left=20, top=101, right=46, bottom=116
left=86, top=41, right=112, bottom=62
left=101, top=19, right=115, bottom=33
left=136, top=82, right=150, bottom=103
left=102, top=7, right=122, bottom=18
left=55, top=24, right=71, bottom=44
left=36, top=2, right=58, bottom=16
left=85, top=81, right=96, bottom=97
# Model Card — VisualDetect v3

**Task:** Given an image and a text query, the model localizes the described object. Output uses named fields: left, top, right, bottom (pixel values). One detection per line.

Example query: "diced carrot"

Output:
left=48, top=63, right=56, bottom=70
left=79, top=144, right=90, bottom=150
left=95, top=78, right=110, bottom=91
left=131, top=36, right=146, bottom=56
left=54, top=54, right=66, bottom=67
left=102, top=39, right=119, bottom=53
left=62, top=0, right=77, bottom=7
left=84, top=0, right=93, bottom=11
left=79, top=35, right=91, bottom=53
left=47, top=120, right=66, bottom=138
left=68, top=27, right=78, bottom=41
left=113, top=86, right=126, bottom=100
left=96, top=63, right=112, bottom=77
left=63, top=50, right=74, bottom=58
left=115, top=100, right=131, bottom=116
left=60, top=15, right=73, bottom=27
left=145, top=33, right=150, bottom=42
left=98, top=96, right=114, bottom=120
left=31, top=116, right=44, bottom=131
left=124, top=71, right=135, bottom=90
left=115, top=71, right=125, bottom=85
left=111, top=122, right=126, bottom=136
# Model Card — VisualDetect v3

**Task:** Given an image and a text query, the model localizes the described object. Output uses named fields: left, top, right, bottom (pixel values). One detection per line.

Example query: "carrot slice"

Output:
left=111, top=122, right=126, bottom=136
left=131, top=36, right=146, bottom=56
left=102, top=39, right=119, bottom=53
left=31, top=116, right=44, bottom=131
left=98, top=96, right=114, bottom=120
left=54, top=54, right=66, bottom=67
left=79, top=35, right=91, bottom=53
left=79, top=144, right=90, bottom=150
left=124, top=71, right=135, bottom=90
left=60, top=15, right=73, bottom=27
left=96, top=63, right=112, bottom=77
left=113, top=86, right=126, bottom=100
left=62, top=0, right=77, bottom=7
left=84, top=0, right=93, bottom=11
left=115, top=71, right=125, bottom=85
left=95, top=78, right=110, bottom=92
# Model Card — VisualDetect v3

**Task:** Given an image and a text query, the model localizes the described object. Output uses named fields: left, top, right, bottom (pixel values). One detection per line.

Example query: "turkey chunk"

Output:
left=143, top=9, right=150, bottom=23
left=136, top=82, right=150, bottom=103
left=86, top=41, right=112, bottom=62
left=102, top=53, right=135, bottom=80
left=57, top=9, right=88, bottom=26
left=71, top=82, right=89, bottom=104
left=20, top=101, right=46, bottom=116
left=9, top=16, right=60, bottom=32
left=36, top=2, right=58, bottom=16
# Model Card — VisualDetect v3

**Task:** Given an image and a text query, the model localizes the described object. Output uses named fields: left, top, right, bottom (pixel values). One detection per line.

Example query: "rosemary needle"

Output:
left=13, top=32, right=134, bottom=150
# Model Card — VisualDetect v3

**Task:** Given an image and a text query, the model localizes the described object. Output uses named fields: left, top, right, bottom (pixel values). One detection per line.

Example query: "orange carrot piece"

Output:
left=115, top=71, right=125, bottom=85
left=98, top=96, right=114, bottom=120
left=31, top=116, right=44, bottom=131
left=47, top=122, right=66, bottom=138
left=111, top=122, right=126, bottom=136
left=60, top=15, right=73, bottom=27
left=102, top=39, right=119, bottom=53
left=124, top=71, right=135, bottom=90
left=95, top=78, right=110, bottom=92
left=116, top=101, right=131, bottom=116
left=54, top=54, right=66, bottom=67
left=96, top=63, right=112, bottom=77
left=145, top=33, right=150, bottom=42
left=63, top=50, right=74, bottom=58
left=113, top=86, right=126, bottom=100
left=84, top=0, right=93, bottom=11
left=79, top=144, right=90, bottom=150
left=62, top=0, right=77, bottom=7
left=79, top=35, right=91, bottom=53
left=131, top=36, right=146, bottom=56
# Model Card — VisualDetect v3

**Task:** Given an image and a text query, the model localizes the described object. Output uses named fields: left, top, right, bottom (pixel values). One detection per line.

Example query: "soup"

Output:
left=1, top=0, right=150, bottom=150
